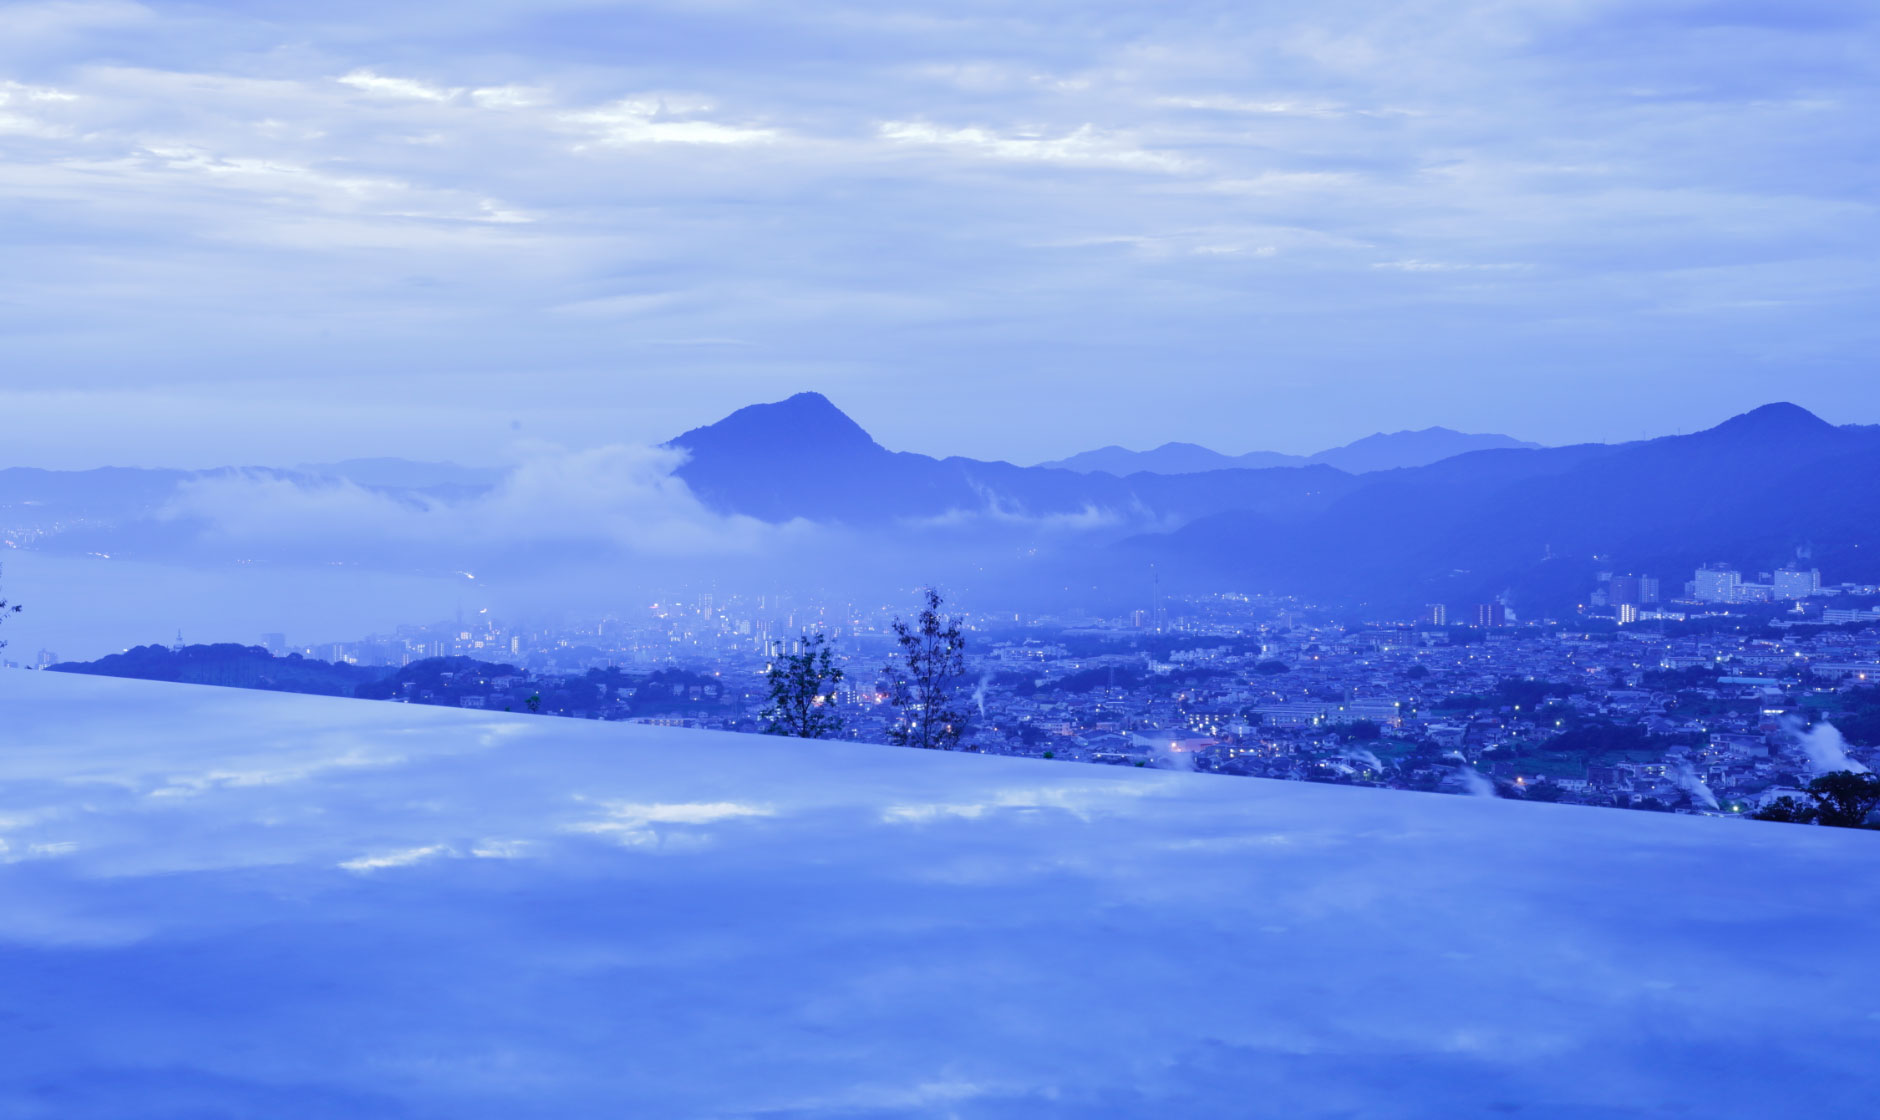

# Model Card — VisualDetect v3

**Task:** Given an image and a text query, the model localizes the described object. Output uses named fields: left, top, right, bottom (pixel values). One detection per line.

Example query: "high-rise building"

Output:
left=1423, top=604, right=1447, bottom=626
left=1608, top=575, right=1661, bottom=606
left=1693, top=565, right=1741, bottom=604
left=1773, top=567, right=1822, bottom=600
left=1616, top=603, right=1639, bottom=625
left=1474, top=602, right=1507, bottom=627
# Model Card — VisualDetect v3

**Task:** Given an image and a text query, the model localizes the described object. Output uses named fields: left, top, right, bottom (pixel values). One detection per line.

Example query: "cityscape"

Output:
left=37, top=561, right=1880, bottom=821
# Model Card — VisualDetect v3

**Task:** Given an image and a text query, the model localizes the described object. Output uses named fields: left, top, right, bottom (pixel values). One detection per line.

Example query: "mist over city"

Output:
left=4, top=3, right=1880, bottom=1117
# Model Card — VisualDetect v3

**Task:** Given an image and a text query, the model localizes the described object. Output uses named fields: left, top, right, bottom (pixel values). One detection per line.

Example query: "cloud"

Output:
left=1158, top=94, right=1347, bottom=117
left=0, top=0, right=153, bottom=52
left=160, top=444, right=815, bottom=561
left=898, top=500, right=1127, bottom=534
left=340, top=844, right=451, bottom=871
left=470, top=85, right=547, bottom=110
left=564, top=98, right=779, bottom=147
left=878, top=121, right=1190, bottom=171
left=0, top=79, right=77, bottom=104
left=0, top=78, right=78, bottom=136
left=338, top=69, right=461, bottom=103
left=0, top=839, right=80, bottom=863
left=3, top=1, right=1877, bottom=464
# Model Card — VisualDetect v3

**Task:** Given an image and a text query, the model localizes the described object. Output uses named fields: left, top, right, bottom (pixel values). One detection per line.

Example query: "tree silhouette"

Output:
left=1751, top=770, right=1880, bottom=828
left=761, top=631, right=845, bottom=739
left=1750, top=795, right=1816, bottom=824
left=1807, top=771, right=1880, bottom=828
left=883, top=588, right=970, bottom=750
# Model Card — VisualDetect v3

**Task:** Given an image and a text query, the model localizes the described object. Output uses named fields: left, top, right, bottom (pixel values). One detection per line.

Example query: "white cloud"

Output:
left=0, top=78, right=77, bottom=103
left=0, top=836, right=79, bottom=863
left=340, top=844, right=451, bottom=872
left=135, top=143, right=400, bottom=198
left=160, top=444, right=814, bottom=559
left=1159, top=94, right=1345, bottom=117
left=337, top=69, right=460, bottom=103
left=470, top=84, right=547, bottom=109
left=0, top=78, right=78, bottom=135
left=2, top=2, right=1874, bottom=459
left=878, top=121, right=1190, bottom=171
left=564, top=97, right=778, bottom=147
left=3, top=124, right=537, bottom=232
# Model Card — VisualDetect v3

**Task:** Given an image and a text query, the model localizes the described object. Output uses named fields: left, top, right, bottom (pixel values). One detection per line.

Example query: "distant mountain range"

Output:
left=1038, top=428, right=1542, bottom=476
left=3, top=395, right=1876, bottom=621
left=664, top=392, right=1354, bottom=526
left=665, top=394, right=1880, bottom=615
left=1119, top=401, right=1880, bottom=614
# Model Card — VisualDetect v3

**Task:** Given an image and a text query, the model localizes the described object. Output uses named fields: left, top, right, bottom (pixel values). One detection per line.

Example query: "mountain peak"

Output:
left=1308, top=427, right=1540, bottom=473
left=669, top=392, right=881, bottom=457
left=1700, top=402, right=1834, bottom=441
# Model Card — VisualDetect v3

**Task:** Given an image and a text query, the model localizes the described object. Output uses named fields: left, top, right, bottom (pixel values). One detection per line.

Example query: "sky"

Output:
left=2, top=0, right=1877, bottom=467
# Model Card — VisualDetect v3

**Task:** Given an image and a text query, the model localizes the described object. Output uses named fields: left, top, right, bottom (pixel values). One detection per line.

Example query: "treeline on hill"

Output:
left=352, top=660, right=734, bottom=717
left=49, top=644, right=741, bottom=719
left=50, top=644, right=385, bottom=695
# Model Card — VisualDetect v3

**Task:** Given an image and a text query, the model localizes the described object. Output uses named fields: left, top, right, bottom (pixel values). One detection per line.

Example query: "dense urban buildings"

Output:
left=40, top=574, right=1880, bottom=822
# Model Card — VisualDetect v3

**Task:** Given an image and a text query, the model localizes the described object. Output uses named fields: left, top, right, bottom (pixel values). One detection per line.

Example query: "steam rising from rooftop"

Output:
left=1673, top=760, right=1720, bottom=811
left=1794, top=720, right=1868, bottom=777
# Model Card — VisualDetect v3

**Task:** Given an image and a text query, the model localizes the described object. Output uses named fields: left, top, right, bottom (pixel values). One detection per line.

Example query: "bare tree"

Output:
left=883, top=588, right=970, bottom=750
left=761, top=631, right=846, bottom=739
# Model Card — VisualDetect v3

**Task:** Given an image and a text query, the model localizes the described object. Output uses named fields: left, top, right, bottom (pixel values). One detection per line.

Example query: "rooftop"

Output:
left=2, top=670, right=1876, bottom=1116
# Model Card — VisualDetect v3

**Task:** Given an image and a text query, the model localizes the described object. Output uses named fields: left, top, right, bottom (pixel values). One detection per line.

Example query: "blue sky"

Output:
left=2, top=0, right=1875, bottom=466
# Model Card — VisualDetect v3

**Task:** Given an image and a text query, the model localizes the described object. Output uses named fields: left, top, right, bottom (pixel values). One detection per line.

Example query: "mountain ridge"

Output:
left=1039, top=426, right=1542, bottom=476
left=664, top=392, right=1358, bottom=527
left=1121, top=400, right=1880, bottom=614
left=4, top=394, right=1875, bottom=622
